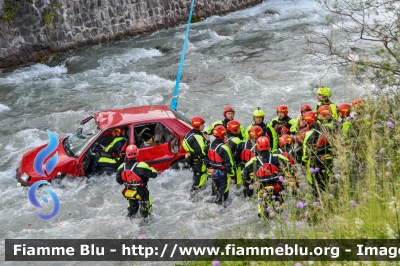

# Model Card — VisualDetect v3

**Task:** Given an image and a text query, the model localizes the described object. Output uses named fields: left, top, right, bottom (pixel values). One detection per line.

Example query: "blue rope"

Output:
left=170, top=0, right=196, bottom=111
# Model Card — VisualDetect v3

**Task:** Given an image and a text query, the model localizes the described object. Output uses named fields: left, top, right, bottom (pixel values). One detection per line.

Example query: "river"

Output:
left=0, top=0, right=361, bottom=265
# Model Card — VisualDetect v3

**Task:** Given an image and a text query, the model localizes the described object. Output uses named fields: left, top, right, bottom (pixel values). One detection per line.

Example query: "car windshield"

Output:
left=171, top=109, right=191, bottom=127
left=64, top=118, right=101, bottom=157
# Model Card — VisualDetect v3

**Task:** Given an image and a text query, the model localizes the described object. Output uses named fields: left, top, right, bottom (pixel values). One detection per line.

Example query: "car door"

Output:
left=133, top=121, right=177, bottom=171
left=78, top=125, right=131, bottom=176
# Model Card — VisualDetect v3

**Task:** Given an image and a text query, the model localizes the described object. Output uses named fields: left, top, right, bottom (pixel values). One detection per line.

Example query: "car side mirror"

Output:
left=76, top=127, right=83, bottom=135
left=170, top=136, right=179, bottom=154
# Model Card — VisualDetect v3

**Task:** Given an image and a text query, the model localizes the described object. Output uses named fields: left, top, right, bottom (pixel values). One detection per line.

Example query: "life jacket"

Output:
left=278, top=148, right=295, bottom=165
left=295, top=126, right=309, bottom=143
left=255, top=155, right=281, bottom=194
left=274, top=122, right=290, bottom=137
left=314, top=129, right=330, bottom=147
left=121, top=163, right=143, bottom=188
left=256, top=155, right=280, bottom=180
left=207, top=143, right=225, bottom=170
left=240, top=141, right=254, bottom=162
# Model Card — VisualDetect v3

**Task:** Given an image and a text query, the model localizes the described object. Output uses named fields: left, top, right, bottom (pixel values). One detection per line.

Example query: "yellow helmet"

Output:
left=252, top=108, right=265, bottom=118
left=317, top=87, right=331, bottom=98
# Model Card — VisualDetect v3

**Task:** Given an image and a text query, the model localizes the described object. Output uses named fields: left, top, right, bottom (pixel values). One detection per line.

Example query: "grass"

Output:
left=1, top=0, right=21, bottom=23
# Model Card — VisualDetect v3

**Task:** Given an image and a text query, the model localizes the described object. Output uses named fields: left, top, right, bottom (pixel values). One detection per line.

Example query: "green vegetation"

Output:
left=43, top=9, right=54, bottom=31
left=43, top=4, right=62, bottom=31
left=190, top=16, right=200, bottom=23
left=0, top=0, right=21, bottom=23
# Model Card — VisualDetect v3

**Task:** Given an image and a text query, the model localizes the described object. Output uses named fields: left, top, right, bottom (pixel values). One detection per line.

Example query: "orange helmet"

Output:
left=338, top=103, right=351, bottom=117
left=223, top=105, right=235, bottom=118
left=276, top=105, right=288, bottom=116
left=352, top=98, right=364, bottom=107
left=249, top=125, right=263, bottom=139
left=212, top=125, right=227, bottom=139
left=300, top=104, right=312, bottom=113
left=257, top=136, right=270, bottom=151
left=191, top=116, right=205, bottom=130
left=112, top=128, right=123, bottom=136
left=318, top=105, right=331, bottom=117
left=227, top=120, right=241, bottom=134
left=126, top=144, right=139, bottom=159
left=303, top=111, right=318, bottom=126
left=279, top=134, right=293, bottom=148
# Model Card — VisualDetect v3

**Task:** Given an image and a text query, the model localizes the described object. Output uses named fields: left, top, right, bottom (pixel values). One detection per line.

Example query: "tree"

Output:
left=305, top=0, right=400, bottom=90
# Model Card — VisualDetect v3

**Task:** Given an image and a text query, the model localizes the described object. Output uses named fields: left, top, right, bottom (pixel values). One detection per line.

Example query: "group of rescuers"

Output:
left=181, top=87, right=365, bottom=218
left=96, top=86, right=364, bottom=220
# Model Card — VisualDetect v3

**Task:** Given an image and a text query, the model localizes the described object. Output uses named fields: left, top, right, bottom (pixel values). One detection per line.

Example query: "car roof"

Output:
left=95, top=105, right=174, bottom=130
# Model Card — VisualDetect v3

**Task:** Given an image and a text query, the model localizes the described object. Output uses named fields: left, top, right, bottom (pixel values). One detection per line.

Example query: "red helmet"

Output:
left=300, top=104, right=312, bottom=113
left=276, top=105, right=288, bottom=116
left=279, top=134, right=293, bottom=148
left=257, top=136, right=270, bottom=151
left=318, top=105, right=331, bottom=117
left=191, top=116, right=205, bottom=130
left=303, top=111, right=318, bottom=125
left=223, top=105, right=235, bottom=118
left=352, top=98, right=364, bottom=107
left=338, top=103, right=351, bottom=117
left=112, top=128, right=123, bottom=136
left=212, top=125, right=227, bottom=139
left=126, top=144, right=139, bottom=159
left=227, top=120, right=241, bottom=134
left=249, top=125, right=263, bottom=139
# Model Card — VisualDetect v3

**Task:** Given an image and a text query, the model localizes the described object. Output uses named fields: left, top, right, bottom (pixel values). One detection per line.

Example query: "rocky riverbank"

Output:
left=0, top=0, right=261, bottom=70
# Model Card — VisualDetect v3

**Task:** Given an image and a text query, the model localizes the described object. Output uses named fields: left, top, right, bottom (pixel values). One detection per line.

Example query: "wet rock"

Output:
left=265, top=9, right=280, bottom=15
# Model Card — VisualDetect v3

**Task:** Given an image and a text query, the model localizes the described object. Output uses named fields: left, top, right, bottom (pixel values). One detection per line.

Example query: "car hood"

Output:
left=17, top=138, right=76, bottom=185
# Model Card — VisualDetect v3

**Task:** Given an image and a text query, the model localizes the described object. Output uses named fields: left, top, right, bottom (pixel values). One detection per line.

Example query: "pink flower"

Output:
left=279, top=175, right=284, bottom=182
left=330, top=194, right=334, bottom=198
left=350, top=200, right=357, bottom=207
left=313, top=201, right=320, bottom=207
left=334, top=174, right=340, bottom=179
left=309, top=168, right=315, bottom=173
left=212, top=259, right=221, bottom=266
left=380, top=148, right=385, bottom=154
left=296, top=201, right=305, bottom=208
left=315, top=167, right=320, bottom=172
left=141, top=235, right=147, bottom=239
left=353, top=115, right=357, bottom=120
left=304, top=211, right=309, bottom=217
left=346, top=116, right=352, bottom=121
left=365, top=114, right=371, bottom=119
left=386, top=172, right=391, bottom=177
left=295, top=263, right=303, bottom=266
left=386, top=161, right=392, bottom=167
left=387, top=121, right=395, bottom=128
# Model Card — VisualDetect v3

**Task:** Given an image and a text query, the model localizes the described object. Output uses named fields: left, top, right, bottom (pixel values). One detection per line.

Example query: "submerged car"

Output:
left=16, top=105, right=192, bottom=186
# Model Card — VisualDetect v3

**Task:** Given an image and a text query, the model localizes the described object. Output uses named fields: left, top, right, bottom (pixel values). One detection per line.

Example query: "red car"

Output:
left=16, top=105, right=191, bottom=186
